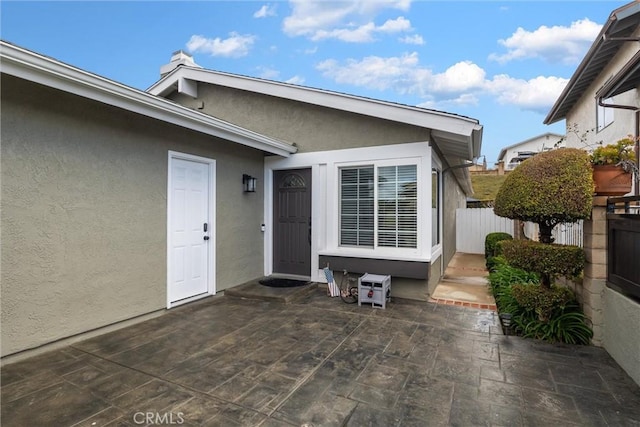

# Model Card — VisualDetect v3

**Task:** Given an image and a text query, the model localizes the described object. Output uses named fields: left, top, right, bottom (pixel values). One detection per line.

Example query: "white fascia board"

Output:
left=0, top=42, right=296, bottom=157
left=149, top=67, right=482, bottom=141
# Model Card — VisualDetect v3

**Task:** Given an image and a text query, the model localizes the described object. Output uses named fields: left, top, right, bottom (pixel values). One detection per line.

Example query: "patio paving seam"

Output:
left=68, top=346, right=270, bottom=418
left=265, top=316, right=367, bottom=418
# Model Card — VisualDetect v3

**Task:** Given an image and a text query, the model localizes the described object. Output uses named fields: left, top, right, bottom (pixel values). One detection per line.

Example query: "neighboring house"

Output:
left=544, top=1, right=639, bottom=161
left=0, top=42, right=482, bottom=357
left=544, top=0, right=640, bottom=390
left=496, top=133, right=565, bottom=171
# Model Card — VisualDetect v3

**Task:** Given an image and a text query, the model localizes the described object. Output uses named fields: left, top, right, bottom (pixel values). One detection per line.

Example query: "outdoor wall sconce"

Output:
left=243, top=174, right=257, bottom=193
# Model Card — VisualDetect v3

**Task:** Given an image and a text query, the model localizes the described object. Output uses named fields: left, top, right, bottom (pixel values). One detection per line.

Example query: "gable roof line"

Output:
left=544, top=1, right=640, bottom=124
left=497, top=132, right=565, bottom=161
left=147, top=66, right=483, bottom=160
left=0, top=41, right=297, bottom=157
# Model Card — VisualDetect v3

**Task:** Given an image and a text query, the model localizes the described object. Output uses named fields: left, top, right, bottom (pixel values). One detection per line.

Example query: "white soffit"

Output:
left=0, top=41, right=296, bottom=157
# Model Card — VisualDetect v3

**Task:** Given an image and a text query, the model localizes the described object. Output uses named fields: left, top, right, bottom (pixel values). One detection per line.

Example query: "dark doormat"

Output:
left=259, top=278, right=310, bottom=288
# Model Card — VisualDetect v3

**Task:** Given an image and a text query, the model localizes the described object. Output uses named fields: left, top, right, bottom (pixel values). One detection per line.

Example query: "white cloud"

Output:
left=399, top=34, right=424, bottom=45
left=316, top=54, right=484, bottom=96
left=316, top=52, right=421, bottom=92
left=417, top=93, right=479, bottom=109
left=378, top=17, right=412, bottom=33
left=316, top=52, right=568, bottom=113
left=254, top=67, right=305, bottom=86
left=254, top=4, right=276, bottom=18
left=286, top=75, right=305, bottom=85
left=283, top=0, right=413, bottom=42
left=489, top=18, right=602, bottom=65
left=430, top=61, right=486, bottom=93
left=486, top=75, right=569, bottom=112
left=186, top=33, right=256, bottom=58
left=309, top=17, right=412, bottom=43
left=256, top=66, right=280, bottom=80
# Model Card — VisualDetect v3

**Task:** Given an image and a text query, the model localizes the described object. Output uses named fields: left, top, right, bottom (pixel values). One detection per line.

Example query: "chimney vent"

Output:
left=160, top=50, right=202, bottom=77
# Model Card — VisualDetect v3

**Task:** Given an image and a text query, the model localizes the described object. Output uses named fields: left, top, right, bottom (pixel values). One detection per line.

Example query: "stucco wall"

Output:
left=169, top=85, right=431, bottom=151
left=443, top=169, right=466, bottom=268
left=604, top=288, right=640, bottom=386
left=1, top=76, right=266, bottom=356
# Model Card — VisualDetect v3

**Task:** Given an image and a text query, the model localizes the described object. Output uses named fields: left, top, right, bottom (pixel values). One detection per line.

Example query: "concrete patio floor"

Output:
left=2, top=289, right=640, bottom=426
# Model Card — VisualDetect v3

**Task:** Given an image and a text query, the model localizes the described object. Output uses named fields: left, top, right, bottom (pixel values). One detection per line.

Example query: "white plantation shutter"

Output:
left=339, top=164, right=417, bottom=249
left=340, top=167, right=374, bottom=247
left=378, top=165, right=417, bottom=248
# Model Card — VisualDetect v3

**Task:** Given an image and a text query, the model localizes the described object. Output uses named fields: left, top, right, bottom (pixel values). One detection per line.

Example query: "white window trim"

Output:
left=431, top=153, right=443, bottom=261
left=597, top=97, right=614, bottom=132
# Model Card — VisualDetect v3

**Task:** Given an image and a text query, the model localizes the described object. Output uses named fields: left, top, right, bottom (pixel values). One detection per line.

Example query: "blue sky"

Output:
left=1, top=1, right=628, bottom=164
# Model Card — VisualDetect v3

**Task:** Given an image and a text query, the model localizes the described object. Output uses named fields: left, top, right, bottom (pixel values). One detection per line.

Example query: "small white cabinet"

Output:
left=358, top=273, right=391, bottom=309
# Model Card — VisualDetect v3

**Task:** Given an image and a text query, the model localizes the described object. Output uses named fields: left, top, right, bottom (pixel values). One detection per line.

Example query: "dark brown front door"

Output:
left=273, top=168, right=312, bottom=276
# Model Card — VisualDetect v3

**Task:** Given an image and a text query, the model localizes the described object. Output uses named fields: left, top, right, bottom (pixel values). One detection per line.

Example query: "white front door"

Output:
left=168, top=152, right=215, bottom=306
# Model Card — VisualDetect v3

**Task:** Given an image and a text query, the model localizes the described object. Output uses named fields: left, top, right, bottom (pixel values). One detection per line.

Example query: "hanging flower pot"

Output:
left=592, top=164, right=632, bottom=196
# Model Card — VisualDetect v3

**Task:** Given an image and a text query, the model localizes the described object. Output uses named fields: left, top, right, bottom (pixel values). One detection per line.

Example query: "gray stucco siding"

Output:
left=168, top=84, right=431, bottom=152
left=1, top=76, right=266, bottom=356
left=443, top=169, right=466, bottom=267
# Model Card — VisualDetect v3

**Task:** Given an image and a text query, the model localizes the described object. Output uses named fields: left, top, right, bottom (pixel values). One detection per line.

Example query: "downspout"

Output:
left=597, top=98, right=640, bottom=196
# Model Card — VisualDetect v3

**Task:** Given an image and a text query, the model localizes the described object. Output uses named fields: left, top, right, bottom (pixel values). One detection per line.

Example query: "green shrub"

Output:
left=488, top=262, right=539, bottom=294
left=511, top=283, right=575, bottom=322
left=486, top=255, right=508, bottom=272
left=517, top=308, right=593, bottom=345
left=501, top=240, right=585, bottom=288
left=494, top=148, right=593, bottom=244
left=488, top=262, right=538, bottom=317
left=488, top=261, right=592, bottom=345
left=485, top=232, right=513, bottom=258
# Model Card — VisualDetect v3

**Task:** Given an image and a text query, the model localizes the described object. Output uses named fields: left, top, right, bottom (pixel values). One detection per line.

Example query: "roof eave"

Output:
left=148, top=66, right=483, bottom=144
left=544, top=1, right=640, bottom=124
left=0, top=41, right=296, bottom=157
left=597, top=50, right=640, bottom=99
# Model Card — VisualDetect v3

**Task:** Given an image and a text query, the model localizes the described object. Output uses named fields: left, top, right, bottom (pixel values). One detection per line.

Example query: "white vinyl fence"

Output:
left=523, top=220, right=584, bottom=247
left=456, top=208, right=514, bottom=254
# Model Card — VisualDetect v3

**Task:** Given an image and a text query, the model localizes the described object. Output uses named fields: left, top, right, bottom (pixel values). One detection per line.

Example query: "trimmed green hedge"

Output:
left=511, top=283, right=575, bottom=322
left=488, top=261, right=592, bottom=345
left=494, top=148, right=593, bottom=226
left=501, top=240, right=585, bottom=287
left=485, top=232, right=513, bottom=258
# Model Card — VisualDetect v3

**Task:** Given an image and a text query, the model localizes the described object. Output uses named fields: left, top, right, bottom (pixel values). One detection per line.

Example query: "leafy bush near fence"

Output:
left=486, top=254, right=508, bottom=273
left=487, top=260, right=592, bottom=345
left=484, top=232, right=513, bottom=270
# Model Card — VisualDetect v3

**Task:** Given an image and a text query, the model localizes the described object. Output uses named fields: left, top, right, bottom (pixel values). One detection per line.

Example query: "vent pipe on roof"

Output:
left=160, top=50, right=202, bottom=77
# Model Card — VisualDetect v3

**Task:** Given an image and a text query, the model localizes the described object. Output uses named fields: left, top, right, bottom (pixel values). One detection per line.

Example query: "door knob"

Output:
left=203, top=236, right=210, bottom=241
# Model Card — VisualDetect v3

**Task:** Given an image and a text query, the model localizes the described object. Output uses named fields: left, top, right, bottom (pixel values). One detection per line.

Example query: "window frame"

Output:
left=596, top=97, right=614, bottom=132
left=337, top=158, right=421, bottom=254
left=431, top=168, right=441, bottom=247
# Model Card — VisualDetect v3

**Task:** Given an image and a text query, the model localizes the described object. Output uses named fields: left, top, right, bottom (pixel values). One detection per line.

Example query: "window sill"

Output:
left=318, top=248, right=430, bottom=263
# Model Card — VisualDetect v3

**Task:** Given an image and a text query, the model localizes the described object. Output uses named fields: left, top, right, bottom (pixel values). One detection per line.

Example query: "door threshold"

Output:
left=168, top=292, right=212, bottom=309
left=269, top=273, right=312, bottom=281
